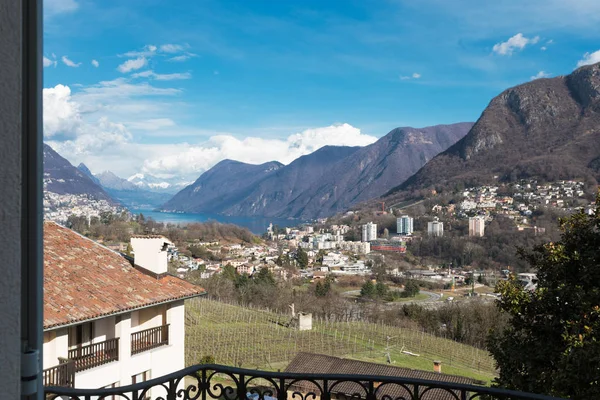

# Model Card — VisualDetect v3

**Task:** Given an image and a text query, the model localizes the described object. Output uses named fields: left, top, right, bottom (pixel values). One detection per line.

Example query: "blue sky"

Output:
left=43, top=0, right=600, bottom=181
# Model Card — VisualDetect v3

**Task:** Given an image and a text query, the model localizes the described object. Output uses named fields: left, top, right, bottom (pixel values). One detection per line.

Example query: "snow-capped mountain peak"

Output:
left=126, top=172, right=190, bottom=194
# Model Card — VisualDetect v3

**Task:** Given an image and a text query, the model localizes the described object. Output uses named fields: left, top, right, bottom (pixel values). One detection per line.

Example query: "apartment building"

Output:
left=361, top=222, right=377, bottom=242
left=468, top=216, right=485, bottom=237
left=397, top=215, right=414, bottom=235
left=42, top=222, right=204, bottom=391
left=427, top=217, right=444, bottom=237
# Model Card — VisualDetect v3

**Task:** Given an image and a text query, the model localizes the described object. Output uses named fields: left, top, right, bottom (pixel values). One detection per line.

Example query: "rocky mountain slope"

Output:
left=161, top=159, right=286, bottom=213
left=163, top=123, right=472, bottom=218
left=386, top=62, right=600, bottom=200
left=43, top=144, right=114, bottom=202
left=76, top=163, right=101, bottom=186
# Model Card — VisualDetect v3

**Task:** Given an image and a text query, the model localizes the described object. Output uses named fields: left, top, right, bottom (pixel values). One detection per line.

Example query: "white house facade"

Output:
left=42, top=222, right=204, bottom=392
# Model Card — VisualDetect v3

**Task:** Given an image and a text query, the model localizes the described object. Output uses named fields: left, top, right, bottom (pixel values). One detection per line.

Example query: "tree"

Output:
left=403, top=280, right=420, bottom=297
left=296, top=247, right=309, bottom=269
left=375, top=281, right=388, bottom=298
left=254, top=267, right=276, bottom=287
left=316, top=250, right=326, bottom=265
left=487, top=195, right=600, bottom=399
left=315, top=276, right=333, bottom=297
left=222, top=264, right=237, bottom=281
left=360, top=280, right=375, bottom=298
left=234, top=273, right=250, bottom=289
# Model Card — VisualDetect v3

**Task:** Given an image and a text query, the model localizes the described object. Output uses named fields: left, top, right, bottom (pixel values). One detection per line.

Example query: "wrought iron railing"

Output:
left=45, top=363, right=566, bottom=400
left=131, top=324, right=170, bottom=355
left=68, top=338, right=119, bottom=372
left=42, top=359, right=75, bottom=387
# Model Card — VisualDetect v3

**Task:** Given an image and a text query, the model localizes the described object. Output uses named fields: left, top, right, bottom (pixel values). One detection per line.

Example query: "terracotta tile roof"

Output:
left=44, top=222, right=204, bottom=329
left=284, top=352, right=476, bottom=400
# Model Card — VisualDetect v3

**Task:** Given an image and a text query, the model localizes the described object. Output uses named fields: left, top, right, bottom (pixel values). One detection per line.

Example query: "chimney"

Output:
left=433, top=360, right=442, bottom=374
left=130, top=235, right=172, bottom=276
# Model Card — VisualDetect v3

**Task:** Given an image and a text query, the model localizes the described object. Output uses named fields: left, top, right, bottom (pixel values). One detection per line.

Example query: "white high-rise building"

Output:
left=469, top=216, right=485, bottom=237
left=361, top=222, right=377, bottom=242
left=427, top=217, right=444, bottom=237
left=397, top=215, right=414, bottom=235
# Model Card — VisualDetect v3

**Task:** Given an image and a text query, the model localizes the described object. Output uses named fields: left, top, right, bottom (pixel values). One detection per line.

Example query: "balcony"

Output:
left=44, top=363, right=565, bottom=400
left=68, top=337, right=119, bottom=372
left=42, top=359, right=75, bottom=388
left=131, top=324, right=170, bottom=355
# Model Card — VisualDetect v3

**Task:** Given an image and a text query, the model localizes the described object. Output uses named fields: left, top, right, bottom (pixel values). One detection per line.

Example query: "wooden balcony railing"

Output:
left=68, top=338, right=119, bottom=372
left=42, top=359, right=75, bottom=387
left=131, top=324, right=170, bottom=355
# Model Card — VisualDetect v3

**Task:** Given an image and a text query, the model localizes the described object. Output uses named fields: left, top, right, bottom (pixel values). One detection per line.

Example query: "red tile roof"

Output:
left=44, top=222, right=204, bottom=329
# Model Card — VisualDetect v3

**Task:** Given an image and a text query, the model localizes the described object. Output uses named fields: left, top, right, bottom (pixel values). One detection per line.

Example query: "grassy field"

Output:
left=185, top=298, right=497, bottom=383
left=393, top=292, right=431, bottom=302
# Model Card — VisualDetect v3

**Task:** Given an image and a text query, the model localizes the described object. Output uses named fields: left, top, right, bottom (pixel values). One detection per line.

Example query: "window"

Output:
left=68, top=321, right=93, bottom=349
left=103, top=382, right=120, bottom=400
left=132, top=370, right=150, bottom=384
left=132, top=371, right=151, bottom=400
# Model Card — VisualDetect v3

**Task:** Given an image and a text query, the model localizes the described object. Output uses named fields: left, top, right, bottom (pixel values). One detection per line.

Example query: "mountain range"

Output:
left=43, top=143, right=186, bottom=210
left=43, top=144, right=114, bottom=203
left=162, top=123, right=473, bottom=218
left=45, top=62, right=600, bottom=220
left=78, top=168, right=187, bottom=209
left=385, top=61, right=600, bottom=201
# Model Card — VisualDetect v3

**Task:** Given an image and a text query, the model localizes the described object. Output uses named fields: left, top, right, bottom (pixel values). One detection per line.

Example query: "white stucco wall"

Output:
left=43, top=301, right=187, bottom=392
left=130, top=237, right=170, bottom=275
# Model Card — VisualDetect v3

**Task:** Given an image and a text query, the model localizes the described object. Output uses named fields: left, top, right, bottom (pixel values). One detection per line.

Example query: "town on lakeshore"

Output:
left=43, top=178, right=591, bottom=295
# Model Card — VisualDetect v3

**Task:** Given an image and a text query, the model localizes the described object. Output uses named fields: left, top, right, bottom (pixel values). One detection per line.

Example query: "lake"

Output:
left=130, top=208, right=303, bottom=235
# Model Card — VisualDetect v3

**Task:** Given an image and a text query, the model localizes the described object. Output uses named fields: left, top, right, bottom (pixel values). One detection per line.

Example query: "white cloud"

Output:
left=130, top=70, right=154, bottom=78
left=153, top=72, right=192, bottom=81
left=44, top=84, right=133, bottom=158
left=120, top=45, right=157, bottom=58
left=127, top=118, right=176, bottom=130
left=76, top=78, right=181, bottom=104
left=42, top=78, right=188, bottom=177
left=43, top=56, right=57, bottom=68
left=45, top=0, right=78, bottom=17
left=541, top=46, right=547, bottom=51
left=530, top=71, right=551, bottom=80
left=61, top=56, right=81, bottom=67
left=576, top=50, right=600, bottom=68
left=141, top=124, right=378, bottom=178
left=159, top=44, right=185, bottom=53
left=48, top=117, right=132, bottom=156
left=122, top=44, right=189, bottom=59
left=492, top=33, right=540, bottom=55
left=168, top=54, right=196, bottom=62
left=400, top=72, right=421, bottom=80
left=44, top=79, right=180, bottom=141
left=117, top=57, right=148, bottom=73
left=43, top=85, right=82, bottom=138
left=44, top=81, right=378, bottom=180
left=91, top=59, right=99, bottom=67
left=131, top=70, right=192, bottom=80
